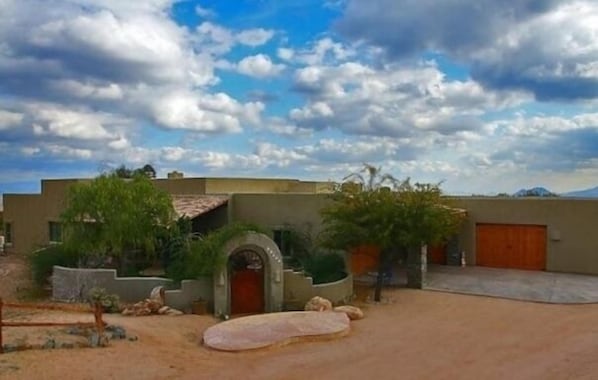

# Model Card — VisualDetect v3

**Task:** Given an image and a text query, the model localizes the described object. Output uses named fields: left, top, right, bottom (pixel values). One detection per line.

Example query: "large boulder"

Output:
left=334, top=305, right=364, bottom=320
left=149, top=286, right=165, bottom=306
left=304, top=296, right=333, bottom=312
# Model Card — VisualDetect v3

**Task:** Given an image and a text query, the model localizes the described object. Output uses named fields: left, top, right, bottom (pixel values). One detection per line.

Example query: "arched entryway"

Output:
left=229, top=249, right=264, bottom=314
left=213, top=232, right=283, bottom=317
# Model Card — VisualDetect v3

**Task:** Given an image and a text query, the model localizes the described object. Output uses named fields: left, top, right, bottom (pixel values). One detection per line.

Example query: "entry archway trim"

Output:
left=213, top=232, right=284, bottom=316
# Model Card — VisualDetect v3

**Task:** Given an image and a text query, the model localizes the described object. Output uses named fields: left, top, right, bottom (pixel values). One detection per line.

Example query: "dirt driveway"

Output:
left=1, top=287, right=597, bottom=380
left=1, top=255, right=596, bottom=379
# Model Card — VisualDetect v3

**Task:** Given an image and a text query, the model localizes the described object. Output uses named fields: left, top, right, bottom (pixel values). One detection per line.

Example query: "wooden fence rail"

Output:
left=0, top=298, right=105, bottom=354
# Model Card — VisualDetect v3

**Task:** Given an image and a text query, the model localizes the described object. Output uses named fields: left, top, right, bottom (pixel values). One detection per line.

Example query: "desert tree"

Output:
left=320, top=164, right=463, bottom=301
left=61, top=172, right=174, bottom=274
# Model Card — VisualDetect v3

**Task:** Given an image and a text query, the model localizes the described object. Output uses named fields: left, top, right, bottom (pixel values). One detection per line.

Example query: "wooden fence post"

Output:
left=94, top=302, right=104, bottom=343
left=0, top=298, right=4, bottom=354
left=0, top=299, right=106, bottom=352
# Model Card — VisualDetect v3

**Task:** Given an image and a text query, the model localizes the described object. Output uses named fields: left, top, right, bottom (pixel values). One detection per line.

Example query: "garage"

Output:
left=476, top=223, right=547, bottom=270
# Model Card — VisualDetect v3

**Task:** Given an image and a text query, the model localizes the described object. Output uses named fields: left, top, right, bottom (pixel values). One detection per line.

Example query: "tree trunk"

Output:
left=407, top=244, right=427, bottom=289
left=373, top=250, right=386, bottom=302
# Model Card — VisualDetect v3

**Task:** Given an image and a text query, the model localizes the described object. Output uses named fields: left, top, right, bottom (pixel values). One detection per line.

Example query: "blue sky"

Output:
left=1, top=0, right=597, bottom=202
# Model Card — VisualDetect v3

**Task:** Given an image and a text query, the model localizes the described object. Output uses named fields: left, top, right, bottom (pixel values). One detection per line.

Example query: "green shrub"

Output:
left=88, top=287, right=121, bottom=313
left=301, top=252, right=347, bottom=284
left=29, top=245, right=80, bottom=287
left=166, top=222, right=266, bottom=282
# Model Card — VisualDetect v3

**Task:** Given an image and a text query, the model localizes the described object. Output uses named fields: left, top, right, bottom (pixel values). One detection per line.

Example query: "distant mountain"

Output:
left=561, top=186, right=598, bottom=198
left=513, top=187, right=557, bottom=197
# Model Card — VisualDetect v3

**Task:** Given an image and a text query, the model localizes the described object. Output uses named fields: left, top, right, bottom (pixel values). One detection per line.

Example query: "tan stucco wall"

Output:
left=152, top=178, right=206, bottom=194
left=229, top=193, right=331, bottom=235
left=153, top=177, right=331, bottom=195
left=4, top=179, right=85, bottom=254
left=452, top=197, right=598, bottom=275
left=4, top=194, right=44, bottom=254
left=205, top=178, right=331, bottom=194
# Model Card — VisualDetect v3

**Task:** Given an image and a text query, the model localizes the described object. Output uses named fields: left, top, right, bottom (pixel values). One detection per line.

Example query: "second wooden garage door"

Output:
left=476, top=224, right=547, bottom=270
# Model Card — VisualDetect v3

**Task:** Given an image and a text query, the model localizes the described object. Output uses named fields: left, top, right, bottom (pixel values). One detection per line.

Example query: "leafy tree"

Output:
left=321, top=164, right=463, bottom=301
left=114, top=164, right=156, bottom=179
left=114, top=164, right=134, bottom=179
left=141, top=164, right=157, bottom=179
left=519, top=189, right=558, bottom=197
left=61, top=173, right=175, bottom=274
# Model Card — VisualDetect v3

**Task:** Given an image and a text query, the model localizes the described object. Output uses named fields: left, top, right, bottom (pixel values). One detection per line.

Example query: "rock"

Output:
left=121, top=294, right=179, bottom=316
left=165, top=308, right=183, bottom=316
left=66, top=326, right=84, bottom=335
left=304, top=296, right=333, bottom=312
left=121, top=303, right=151, bottom=316
left=334, top=305, right=364, bottom=320
left=42, top=338, right=56, bottom=349
left=146, top=299, right=162, bottom=313
left=105, top=325, right=127, bottom=339
left=2, top=344, right=19, bottom=353
left=88, top=332, right=109, bottom=347
left=135, top=306, right=152, bottom=316
left=149, top=286, right=165, bottom=306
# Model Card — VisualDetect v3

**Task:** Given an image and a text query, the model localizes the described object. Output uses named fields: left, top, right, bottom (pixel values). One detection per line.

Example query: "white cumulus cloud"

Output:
left=237, top=54, right=285, bottom=78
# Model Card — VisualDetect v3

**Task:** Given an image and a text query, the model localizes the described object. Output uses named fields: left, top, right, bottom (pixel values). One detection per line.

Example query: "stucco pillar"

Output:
left=407, top=244, right=427, bottom=289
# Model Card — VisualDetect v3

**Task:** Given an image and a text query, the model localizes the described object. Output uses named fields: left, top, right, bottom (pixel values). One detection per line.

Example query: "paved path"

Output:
left=357, top=265, right=598, bottom=304
left=426, top=265, right=598, bottom=303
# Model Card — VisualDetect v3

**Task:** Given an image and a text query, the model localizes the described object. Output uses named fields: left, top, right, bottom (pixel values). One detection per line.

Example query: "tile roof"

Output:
left=171, top=195, right=229, bottom=219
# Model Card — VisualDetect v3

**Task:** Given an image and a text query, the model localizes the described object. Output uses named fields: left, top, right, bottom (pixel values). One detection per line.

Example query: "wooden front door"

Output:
left=230, top=250, right=264, bottom=314
left=476, top=224, right=547, bottom=270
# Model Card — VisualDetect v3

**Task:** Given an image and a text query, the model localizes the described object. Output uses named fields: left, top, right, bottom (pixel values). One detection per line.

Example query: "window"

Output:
left=49, top=221, right=62, bottom=243
left=4, top=223, right=12, bottom=244
left=273, top=229, right=292, bottom=257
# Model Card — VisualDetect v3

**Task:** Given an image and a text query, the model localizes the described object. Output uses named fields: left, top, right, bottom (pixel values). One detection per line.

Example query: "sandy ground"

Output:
left=1, top=257, right=598, bottom=380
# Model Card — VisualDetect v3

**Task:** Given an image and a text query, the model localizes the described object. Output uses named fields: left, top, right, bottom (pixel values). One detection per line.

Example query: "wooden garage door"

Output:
left=476, top=224, right=546, bottom=270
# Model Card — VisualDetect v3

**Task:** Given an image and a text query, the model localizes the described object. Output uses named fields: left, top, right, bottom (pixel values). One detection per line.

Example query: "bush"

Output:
left=88, top=287, right=121, bottom=313
left=301, top=252, right=347, bottom=284
left=29, top=245, right=80, bottom=287
left=166, top=222, right=266, bottom=282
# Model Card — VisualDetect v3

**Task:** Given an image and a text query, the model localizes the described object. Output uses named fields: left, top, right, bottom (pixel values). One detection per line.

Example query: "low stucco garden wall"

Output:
left=52, top=266, right=213, bottom=312
left=283, top=270, right=353, bottom=310
left=53, top=266, right=353, bottom=313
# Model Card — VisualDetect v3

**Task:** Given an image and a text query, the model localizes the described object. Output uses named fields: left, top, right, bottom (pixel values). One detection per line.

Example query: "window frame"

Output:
left=48, top=221, right=63, bottom=244
left=272, top=227, right=293, bottom=257
left=4, top=222, right=12, bottom=245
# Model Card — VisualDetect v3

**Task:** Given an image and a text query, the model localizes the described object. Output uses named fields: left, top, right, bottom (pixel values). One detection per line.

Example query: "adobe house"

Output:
left=4, top=175, right=347, bottom=314
left=4, top=175, right=598, bottom=288
left=1, top=175, right=333, bottom=255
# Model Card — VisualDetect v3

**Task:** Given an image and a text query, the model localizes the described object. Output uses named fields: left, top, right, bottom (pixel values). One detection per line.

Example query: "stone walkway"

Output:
left=356, top=265, right=598, bottom=304
left=203, top=311, right=350, bottom=351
